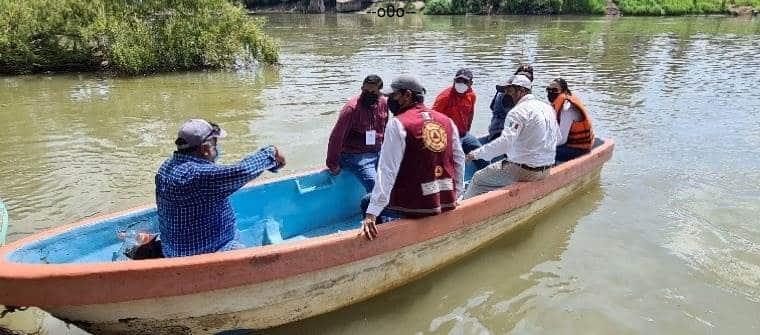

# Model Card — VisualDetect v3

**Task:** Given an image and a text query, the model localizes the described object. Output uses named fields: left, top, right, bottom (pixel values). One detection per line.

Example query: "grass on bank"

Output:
left=424, top=0, right=607, bottom=14
left=617, top=0, right=760, bottom=15
left=422, top=0, right=758, bottom=14
left=0, top=0, right=279, bottom=75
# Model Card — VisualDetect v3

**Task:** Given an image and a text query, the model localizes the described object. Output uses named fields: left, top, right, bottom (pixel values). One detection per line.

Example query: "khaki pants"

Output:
left=463, top=160, right=549, bottom=199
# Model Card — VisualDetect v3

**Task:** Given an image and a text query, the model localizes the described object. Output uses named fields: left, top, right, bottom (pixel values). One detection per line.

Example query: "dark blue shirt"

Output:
left=155, top=147, right=278, bottom=257
left=488, top=92, right=509, bottom=140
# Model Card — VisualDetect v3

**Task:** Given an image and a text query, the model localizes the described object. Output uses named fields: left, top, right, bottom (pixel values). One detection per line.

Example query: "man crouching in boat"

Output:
left=462, top=74, right=559, bottom=199
left=326, top=75, right=389, bottom=192
left=360, top=76, right=466, bottom=240
left=156, top=119, right=286, bottom=257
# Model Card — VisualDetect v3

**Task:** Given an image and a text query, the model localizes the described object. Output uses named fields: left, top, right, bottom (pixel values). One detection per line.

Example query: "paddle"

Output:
left=0, top=199, right=8, bottom=246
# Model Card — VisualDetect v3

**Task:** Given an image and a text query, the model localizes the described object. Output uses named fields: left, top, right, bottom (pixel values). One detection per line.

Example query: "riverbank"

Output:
left=246, top=0, right=759, bottom=15
left=0, top=0, right=279, bottom=75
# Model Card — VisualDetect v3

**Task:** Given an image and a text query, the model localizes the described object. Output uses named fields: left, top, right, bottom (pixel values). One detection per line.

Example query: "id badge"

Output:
left=365, top=130, right=376, bottom=145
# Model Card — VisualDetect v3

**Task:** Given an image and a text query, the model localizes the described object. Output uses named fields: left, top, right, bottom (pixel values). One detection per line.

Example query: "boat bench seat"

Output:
left=238, top=216, right=360, bottom=247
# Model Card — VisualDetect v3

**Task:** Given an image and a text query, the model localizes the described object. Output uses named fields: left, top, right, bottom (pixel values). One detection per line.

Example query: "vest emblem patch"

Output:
left=421, top=121, right=447, bottom=152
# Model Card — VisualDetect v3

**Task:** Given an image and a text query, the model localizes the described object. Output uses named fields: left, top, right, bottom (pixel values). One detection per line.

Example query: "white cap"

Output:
left=496, top=74, right=532, bottom=90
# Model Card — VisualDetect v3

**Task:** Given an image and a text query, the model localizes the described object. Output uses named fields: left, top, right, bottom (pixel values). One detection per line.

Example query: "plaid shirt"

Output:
left=155, top=147, right=278, bottom=257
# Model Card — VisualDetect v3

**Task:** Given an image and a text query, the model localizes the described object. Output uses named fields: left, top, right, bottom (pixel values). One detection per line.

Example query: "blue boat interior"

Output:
left=6, top=139, right=604, bottom=264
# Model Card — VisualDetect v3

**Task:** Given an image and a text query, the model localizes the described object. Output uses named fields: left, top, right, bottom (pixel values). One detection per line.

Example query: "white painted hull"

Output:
left=47, top=168, right=602, bottom=335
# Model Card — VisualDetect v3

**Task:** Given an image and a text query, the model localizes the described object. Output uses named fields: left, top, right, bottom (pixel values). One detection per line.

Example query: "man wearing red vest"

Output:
left=360, top=76, right=466, bottom=240
left=432, top=68, right=488, bottom=170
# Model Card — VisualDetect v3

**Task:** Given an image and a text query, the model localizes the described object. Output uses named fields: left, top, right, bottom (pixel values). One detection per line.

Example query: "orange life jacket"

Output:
left=553, top=94, right=594, bottom=151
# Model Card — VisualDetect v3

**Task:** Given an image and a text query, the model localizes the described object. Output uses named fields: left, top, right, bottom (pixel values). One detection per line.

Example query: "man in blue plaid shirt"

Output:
left=156, top=119, right=286, bottom=257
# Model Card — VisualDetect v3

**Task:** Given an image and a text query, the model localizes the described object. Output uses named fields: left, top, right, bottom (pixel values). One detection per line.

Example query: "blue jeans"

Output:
left=340, top=152, right=379, bottom=193
left=461, top=132, right=489, bottom=170
left=360, top=194, right=403, bottom=224
left=555, top=144, right=589, bottom=163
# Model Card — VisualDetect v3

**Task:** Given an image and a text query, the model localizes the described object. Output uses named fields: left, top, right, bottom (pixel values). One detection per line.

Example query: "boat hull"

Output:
left=50, top=167, right=603, bottom=335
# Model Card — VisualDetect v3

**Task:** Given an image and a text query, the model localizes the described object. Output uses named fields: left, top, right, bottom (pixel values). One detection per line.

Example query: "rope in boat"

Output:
left=0, top=199, right=8, bottom=246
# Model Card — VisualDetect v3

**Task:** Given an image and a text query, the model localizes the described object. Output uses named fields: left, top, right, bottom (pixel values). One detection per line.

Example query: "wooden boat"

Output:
left=0, top=138, right=614, bottom=335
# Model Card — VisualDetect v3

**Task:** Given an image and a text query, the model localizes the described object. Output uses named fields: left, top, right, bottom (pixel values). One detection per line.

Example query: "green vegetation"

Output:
left=617, top=0, right=759, bottom=15
left=424, top=0, right=606, bottom=14
left=421, top=0, right=758, bottom=14
left=0, top=0, right=279, bottom=75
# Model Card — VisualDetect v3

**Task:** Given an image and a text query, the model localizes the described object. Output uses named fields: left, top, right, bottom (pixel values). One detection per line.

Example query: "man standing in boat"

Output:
left=360, top=76, right=466, bottom=240
left=463, top=74, right=559, bottom=199
left=156, top=119, right=286, bottom=257
left=326, top=75, right=389, bottom=192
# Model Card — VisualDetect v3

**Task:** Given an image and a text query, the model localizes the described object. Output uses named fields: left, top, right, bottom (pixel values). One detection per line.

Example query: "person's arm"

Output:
left=366, top=118, right=405, bottom=217
left=465, top=93, right=476, bottom=133
left=431, top=90, right=448, bottom=114
left=557, top=102, right=580, bottom=146
left=471, top=109, right=524, bottom=162
left=326, top=102, right=355, bottom=173
left=488, top=93, right=507, bottom=140
left=194, top=146, right=280, bottom=201
left=450, top=120, right=466, bottom=198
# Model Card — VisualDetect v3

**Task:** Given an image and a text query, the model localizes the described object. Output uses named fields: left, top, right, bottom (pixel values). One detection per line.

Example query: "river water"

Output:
left=1, top=14, right=759, bottom=335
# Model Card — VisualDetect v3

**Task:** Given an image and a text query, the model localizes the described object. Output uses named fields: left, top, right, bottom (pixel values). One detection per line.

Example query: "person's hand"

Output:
left=273, top=146, right=286, bottom=168
left=466, top=152, right=476, bottom=161
left=359, top=214, right=378, bottom=240
left=328, top=166, right=341, bottom=176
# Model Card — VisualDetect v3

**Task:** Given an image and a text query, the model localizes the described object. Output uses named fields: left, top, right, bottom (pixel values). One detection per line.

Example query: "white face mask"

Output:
left=454, top=83, right=468, bottom=94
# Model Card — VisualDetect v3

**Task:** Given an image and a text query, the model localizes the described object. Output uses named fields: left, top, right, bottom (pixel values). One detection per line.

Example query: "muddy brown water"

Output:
left=1, top=14, right=759, bottom=335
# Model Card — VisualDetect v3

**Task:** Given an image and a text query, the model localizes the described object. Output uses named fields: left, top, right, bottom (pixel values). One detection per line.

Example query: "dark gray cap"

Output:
left=381, top=75, right=426, bottom=96
left=454, top=68, right=473, bottom=81
left=175, top=119, right=227, bottom=150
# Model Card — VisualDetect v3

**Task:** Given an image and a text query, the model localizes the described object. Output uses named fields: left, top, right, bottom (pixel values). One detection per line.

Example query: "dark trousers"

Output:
left=555, top=144, right=590, bottom=163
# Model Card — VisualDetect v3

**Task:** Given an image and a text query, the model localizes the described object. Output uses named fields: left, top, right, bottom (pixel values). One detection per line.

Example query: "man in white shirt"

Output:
left=360, top=76, right=466, bottom=240
left=462, top=74, right=559, bottom=199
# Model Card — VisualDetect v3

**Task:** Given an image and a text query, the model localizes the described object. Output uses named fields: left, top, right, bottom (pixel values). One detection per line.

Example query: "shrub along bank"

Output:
left=0, top=0, right=279, bottom=75
left=422, top=0, right=759, bottom=14
left=616, top=0, right=759, bottom=15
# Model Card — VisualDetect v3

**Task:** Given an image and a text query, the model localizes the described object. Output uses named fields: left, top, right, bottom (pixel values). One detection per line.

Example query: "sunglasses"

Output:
left=546, top=88, right=561, bottom=94
left=202, top=122, right=222, bottom=144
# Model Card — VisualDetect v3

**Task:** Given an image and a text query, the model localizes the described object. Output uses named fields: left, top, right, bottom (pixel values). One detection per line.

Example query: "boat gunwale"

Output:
left=0, top=139, right=614, bottom=307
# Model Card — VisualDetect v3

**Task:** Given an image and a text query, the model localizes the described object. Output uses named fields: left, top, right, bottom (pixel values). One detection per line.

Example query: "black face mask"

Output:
left=547, top=92, right=560, bottom=103
left=360, top=92, right=378, bottom=106
left=501, top=93, right=514, bottom=109
left=388, top=97, right=402, bottom=115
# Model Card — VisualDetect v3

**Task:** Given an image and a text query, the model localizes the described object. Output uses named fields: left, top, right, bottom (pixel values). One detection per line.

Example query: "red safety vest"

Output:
left=388, top=103, right=457, bottom=216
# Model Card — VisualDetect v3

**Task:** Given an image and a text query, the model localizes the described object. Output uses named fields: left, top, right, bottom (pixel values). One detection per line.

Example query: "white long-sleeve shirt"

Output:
left=472, top=94, right=559, bottom=167
left=557, top=100, right=582, bottom=146
left=366, top=116, right=465, bottom=217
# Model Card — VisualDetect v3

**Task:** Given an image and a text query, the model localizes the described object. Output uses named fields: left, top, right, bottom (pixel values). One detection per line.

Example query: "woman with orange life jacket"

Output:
left=547, top=78, right=595, bottom=162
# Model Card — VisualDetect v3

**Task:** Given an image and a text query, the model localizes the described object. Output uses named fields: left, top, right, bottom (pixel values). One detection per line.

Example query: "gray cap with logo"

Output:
left=381, top=75, right=426, bottom=96
left=454, top=68, right=473, bottom=81
left=175, top=119, right=227, bottom=150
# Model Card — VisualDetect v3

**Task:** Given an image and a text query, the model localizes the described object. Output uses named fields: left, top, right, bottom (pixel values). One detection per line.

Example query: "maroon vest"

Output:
left=388, top=103, right=457, bottom=216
